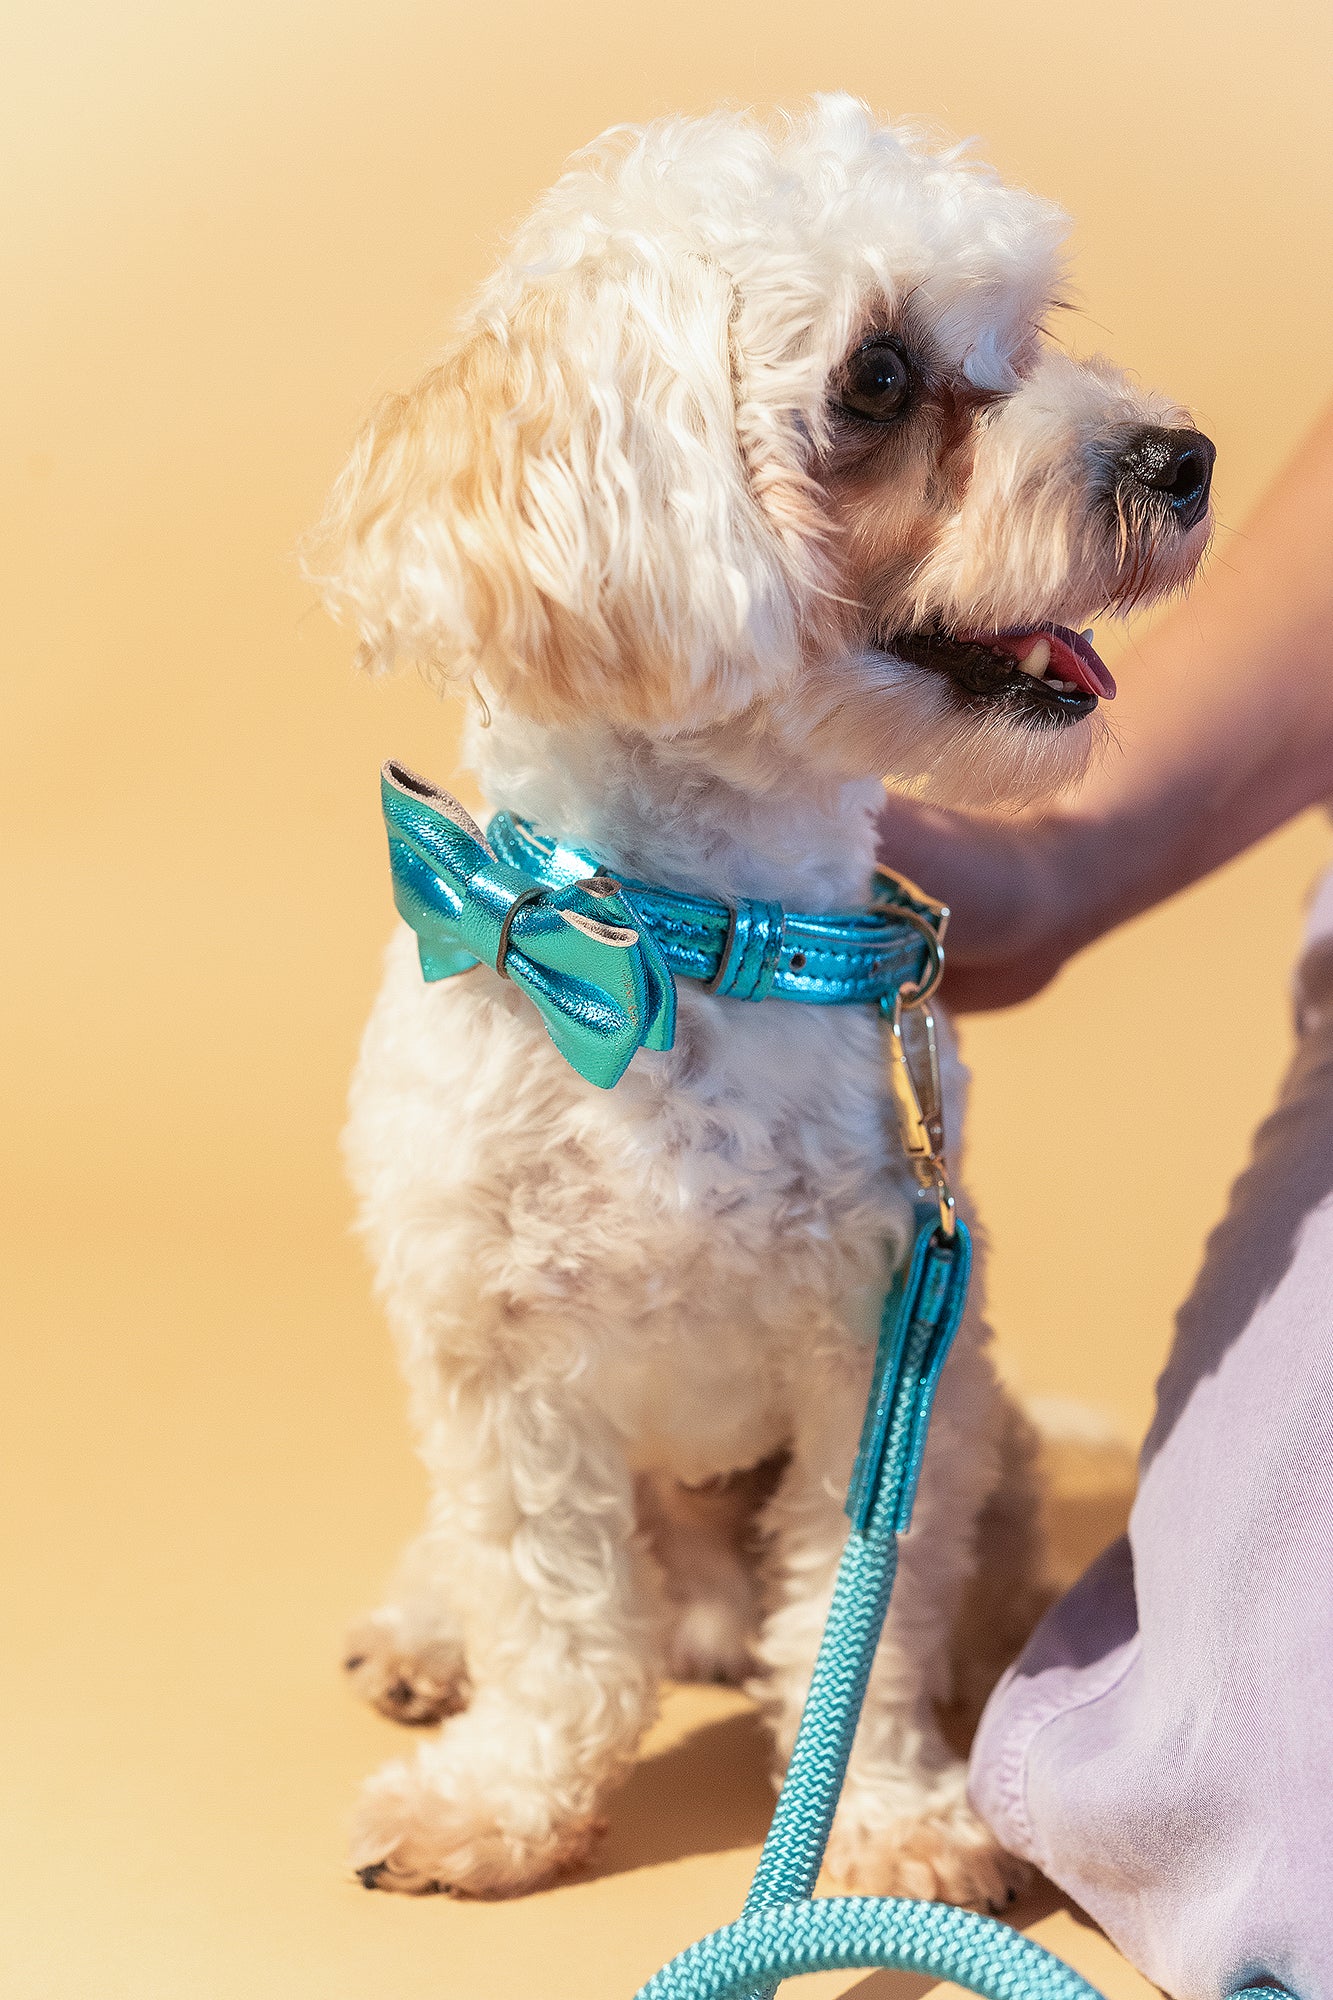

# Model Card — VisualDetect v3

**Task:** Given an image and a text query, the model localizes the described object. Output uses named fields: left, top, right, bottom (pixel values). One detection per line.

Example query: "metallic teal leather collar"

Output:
left=486, top=808, right=944, bottom=1007
left=381, top=760, right=946, bottom=1089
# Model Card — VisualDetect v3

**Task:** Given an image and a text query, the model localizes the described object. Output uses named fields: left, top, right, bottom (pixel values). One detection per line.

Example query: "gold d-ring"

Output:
left=874, top=901, right=948, bottom=1008
left=871, top=864, right=950, bottom=1008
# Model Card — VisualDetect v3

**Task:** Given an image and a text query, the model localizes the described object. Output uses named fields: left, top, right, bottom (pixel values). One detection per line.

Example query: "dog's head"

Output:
left=313, top=97, right=1212, bottom=806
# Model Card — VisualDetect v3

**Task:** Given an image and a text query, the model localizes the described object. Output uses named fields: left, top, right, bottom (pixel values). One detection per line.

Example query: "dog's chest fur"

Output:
left=352, top=895, right=966, bottom=1486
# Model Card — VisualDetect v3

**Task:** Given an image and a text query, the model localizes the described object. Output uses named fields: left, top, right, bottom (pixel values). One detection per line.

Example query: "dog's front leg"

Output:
left=343, top=1528, right=469, bottom=1727
left=352, top=1363, right=659, bottom=1896
left=756, top=1314, right=1029, bottom=1910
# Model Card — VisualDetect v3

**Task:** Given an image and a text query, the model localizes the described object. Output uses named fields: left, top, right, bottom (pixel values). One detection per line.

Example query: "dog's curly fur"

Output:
left=309, top=97, right=1209, bottom=1904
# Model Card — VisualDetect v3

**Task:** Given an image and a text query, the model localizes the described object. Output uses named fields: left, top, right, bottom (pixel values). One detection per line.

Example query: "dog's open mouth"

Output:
left=887, top=623, right=1117, bottom=725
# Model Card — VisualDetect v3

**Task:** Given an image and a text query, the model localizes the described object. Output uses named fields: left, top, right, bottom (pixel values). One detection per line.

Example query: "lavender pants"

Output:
left=970, top=870, right=1333, bottom=2000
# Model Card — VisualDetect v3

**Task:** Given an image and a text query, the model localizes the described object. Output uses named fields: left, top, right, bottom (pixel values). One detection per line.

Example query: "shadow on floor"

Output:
left=593, top=1707, right=776, bottom=1879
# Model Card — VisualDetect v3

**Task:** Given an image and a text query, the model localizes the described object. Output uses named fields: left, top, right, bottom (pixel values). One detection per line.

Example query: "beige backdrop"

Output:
left=5, top=3, right=1332, bottom=1995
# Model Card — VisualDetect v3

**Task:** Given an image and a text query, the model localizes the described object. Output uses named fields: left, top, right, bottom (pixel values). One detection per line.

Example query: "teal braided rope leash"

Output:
left=634, top=1207, right=1105, bottom=2000
left=636, top=1897, right=1098, bottom=2000
left=635, top=1207, right=1300, bottom=2000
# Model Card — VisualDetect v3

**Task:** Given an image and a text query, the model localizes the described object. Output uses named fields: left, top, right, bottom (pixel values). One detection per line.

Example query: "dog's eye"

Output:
left=840, top=337, right=913, bottom=423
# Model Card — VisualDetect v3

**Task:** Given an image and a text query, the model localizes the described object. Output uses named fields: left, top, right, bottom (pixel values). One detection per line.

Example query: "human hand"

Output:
left=875, top=792, right=1086, bottom=1012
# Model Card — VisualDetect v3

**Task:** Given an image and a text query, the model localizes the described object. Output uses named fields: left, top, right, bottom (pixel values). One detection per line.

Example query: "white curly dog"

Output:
left=311, top=96, right=1213, bottom=1905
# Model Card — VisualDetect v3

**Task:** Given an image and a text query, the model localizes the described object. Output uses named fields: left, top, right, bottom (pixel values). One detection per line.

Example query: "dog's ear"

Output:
left=309, top=256, right=819, bottom=727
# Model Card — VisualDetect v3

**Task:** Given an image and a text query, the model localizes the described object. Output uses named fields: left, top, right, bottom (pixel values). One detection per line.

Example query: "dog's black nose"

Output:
left=1115, top=425, right=1215, bottom=531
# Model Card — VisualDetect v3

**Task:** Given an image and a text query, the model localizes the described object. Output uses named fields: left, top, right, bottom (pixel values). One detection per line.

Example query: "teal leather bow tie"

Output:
left=381, top=762, right=676, bottom=1090
left=381, top=761, right=946, bottom=1089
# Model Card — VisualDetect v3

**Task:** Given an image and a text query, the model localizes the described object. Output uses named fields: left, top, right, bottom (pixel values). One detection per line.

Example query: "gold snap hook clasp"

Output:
left=885, top=984, right=944, bottom=1173
left=877, top=869, right=956, bottom=1238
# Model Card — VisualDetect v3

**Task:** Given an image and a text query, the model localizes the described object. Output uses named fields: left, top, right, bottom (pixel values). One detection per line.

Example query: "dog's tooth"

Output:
left=1046, top=677, right=1071, bottom=692
left=1018, top=638, right=1051, bottom=679
left=1080, top=627, right=1095, bottom=643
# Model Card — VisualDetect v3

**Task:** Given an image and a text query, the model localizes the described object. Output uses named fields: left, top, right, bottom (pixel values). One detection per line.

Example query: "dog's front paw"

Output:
left=824, top=1781, right=1029, bottom=1911
left=343, top=1607, right=467, bottom=1727
left=350, top=1718, right=603, bottom=1897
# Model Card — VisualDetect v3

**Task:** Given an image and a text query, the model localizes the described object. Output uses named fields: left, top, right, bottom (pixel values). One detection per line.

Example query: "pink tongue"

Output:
left=1006, top=625, right=1116, bottom=700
